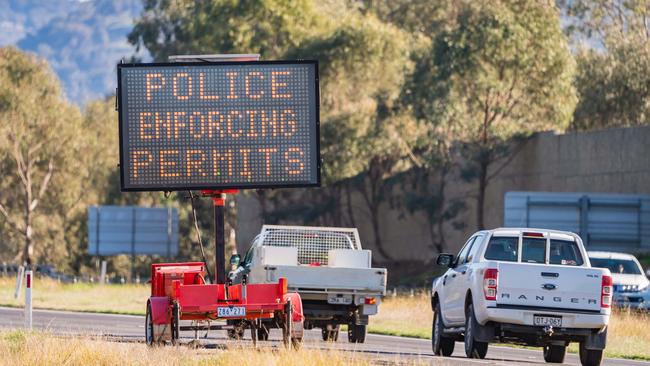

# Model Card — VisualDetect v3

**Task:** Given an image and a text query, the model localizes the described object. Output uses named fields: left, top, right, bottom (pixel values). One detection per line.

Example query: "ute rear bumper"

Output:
left=479, top=305, right=609, bottom=330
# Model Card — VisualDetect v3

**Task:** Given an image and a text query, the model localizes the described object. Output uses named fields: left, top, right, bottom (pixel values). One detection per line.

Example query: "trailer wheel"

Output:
left=171, top=302, right=180, bottom=345
left=145, top=302, right=164, bottom=346
left=257, top=323, right=269, bottom=341
left=322, top=325, right=340, bottom=342
left=347, top=323, right=366, bottom=343
left=145, top=303, right=154, bottom=346
left=282, top=301, right=293, bottom=348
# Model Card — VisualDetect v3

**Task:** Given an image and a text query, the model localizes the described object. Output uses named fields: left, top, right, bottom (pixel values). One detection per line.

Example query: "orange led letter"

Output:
left=285, top=147, right=305, bottom=175
left=258, top=148, right=277, bottom=176
left=139, top=112, right=155, bottom=139
left=199, top=72, right=219, bottom=100
left=159, top=150, right=180, bottom=177
left=245, top=72, right=264, bottom=98
left=226, top=72, right=238, bottom=99
left=172, top=72, right=192, bottom=100
left=145, top=73, right=165, bottom=101
left=271, top=71, right=291, bottom=98
left=131, top=150, right=153, bottom=178
left=186, top=150, right=207, bottom=177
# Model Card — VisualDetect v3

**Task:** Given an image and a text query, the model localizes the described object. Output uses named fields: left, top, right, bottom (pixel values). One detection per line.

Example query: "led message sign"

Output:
left=117, top=60, right=320, bottom=191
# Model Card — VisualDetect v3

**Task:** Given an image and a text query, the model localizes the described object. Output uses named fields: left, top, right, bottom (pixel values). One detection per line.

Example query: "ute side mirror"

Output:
left=229, top=254, right=241, bottom=267
left=436, top=253, right=455, bottom=268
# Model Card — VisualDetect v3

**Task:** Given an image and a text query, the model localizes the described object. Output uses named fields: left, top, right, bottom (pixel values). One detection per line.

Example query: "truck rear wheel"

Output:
left=579, top=342, right=603, bottom=366
left=348, top=323, right=366, bottom=343
left=322, top=325, right=340, bottom=342
left=464, top=304, right=488, bottom=359
left=432, top=302, right=455, bottom=356
left=543, top=345, right=566, bottom=363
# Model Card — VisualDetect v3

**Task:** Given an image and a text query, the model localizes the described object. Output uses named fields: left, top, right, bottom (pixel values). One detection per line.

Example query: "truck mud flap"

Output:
left=584, top=327, right=607, bottom=350
left=472, top=317, right=495, bottom=343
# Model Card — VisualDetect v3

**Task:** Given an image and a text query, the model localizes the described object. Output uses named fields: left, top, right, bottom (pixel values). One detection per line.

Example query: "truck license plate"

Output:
left=534, top=315, right=562, bottom=327
left=328, top=294, right=352, bottom=305
left=217, top=306, right=246, bottom=318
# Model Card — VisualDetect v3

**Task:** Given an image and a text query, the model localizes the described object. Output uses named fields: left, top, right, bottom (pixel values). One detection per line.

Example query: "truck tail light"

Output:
left=483, top=268, right=499, bottom=301
left=601, top=275, right=612, bottom=308
left=364, top=297, right=376, bottom=305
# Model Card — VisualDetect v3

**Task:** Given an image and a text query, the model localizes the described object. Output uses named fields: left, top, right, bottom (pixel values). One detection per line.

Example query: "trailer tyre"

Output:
left=432, top=302, right=455, bottom=356
left=579, top=342, right=603, bottom=366
left=543, top=345, right=567, bottom=363
left=322, top=325, right=340, bottom=342
left=171, top=302, right=180, bottom=345
left=258, top=325, right=269, bottom=341
left=464, top=303, right=488, bottom=359
left=348, top=323, right=367, bottom=343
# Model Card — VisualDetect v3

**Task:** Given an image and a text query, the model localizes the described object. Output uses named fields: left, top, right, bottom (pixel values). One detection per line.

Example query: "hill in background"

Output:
left=0, top=0, right=147, bottom=105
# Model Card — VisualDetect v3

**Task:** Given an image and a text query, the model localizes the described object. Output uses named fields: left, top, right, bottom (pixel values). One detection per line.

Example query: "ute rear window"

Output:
left=483, top=236, right=584, bottom=265
left=484, top=237, right=518, bottom=262
left=549, top=240, right=583, bottom=266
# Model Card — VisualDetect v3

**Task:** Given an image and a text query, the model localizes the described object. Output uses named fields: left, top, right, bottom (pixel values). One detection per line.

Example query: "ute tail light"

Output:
left=483, top=268, right=499, bottom=301
left=364, top=297, right=377, bottom=305
left=601, top=275, right=612, bottom=308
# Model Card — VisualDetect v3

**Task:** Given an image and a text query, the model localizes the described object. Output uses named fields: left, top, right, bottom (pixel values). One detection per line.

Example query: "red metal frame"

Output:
left=148, top=262, right=301, bottom=332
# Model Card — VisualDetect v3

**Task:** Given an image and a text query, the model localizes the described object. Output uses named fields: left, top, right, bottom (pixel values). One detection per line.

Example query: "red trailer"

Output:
left=145, top=261, right=304, bottom=347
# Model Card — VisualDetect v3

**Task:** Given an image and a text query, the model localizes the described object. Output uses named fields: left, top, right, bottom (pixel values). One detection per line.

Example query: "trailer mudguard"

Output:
left=284, top=292, right=304, bottom=338
left=149, top=296, right=170, bottom=325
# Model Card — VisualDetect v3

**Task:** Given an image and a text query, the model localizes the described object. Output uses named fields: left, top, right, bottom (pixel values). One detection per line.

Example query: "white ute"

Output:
left=431, top=228, right=612, bottom=366
left=230, top=225, right=387, bottom=343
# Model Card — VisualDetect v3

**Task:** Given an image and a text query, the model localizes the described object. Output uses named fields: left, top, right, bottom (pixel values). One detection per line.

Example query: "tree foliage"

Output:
left=0, top=46, right=84, bottom=266
left=405, top=0, right=576, bottom=229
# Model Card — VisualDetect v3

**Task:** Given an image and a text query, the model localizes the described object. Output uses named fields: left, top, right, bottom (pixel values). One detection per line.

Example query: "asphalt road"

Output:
left=0, top=307, right=648, bottom=366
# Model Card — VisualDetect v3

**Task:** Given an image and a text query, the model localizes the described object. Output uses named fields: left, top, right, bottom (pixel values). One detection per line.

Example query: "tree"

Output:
left=406, top=0, right=576, bottom=230
left=561, top=0, right=650, bottom=130
left=128, top=0, right=328, bottom=61
left=0, top=47, right=84, bottom=266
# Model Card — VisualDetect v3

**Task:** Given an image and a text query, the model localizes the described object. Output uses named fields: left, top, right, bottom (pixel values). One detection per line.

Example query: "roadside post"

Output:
left=24, top=270, right=32, bottom=330
left=99, top=260, right=107, bottom=285
left=14, top=265, right=24, bottom=299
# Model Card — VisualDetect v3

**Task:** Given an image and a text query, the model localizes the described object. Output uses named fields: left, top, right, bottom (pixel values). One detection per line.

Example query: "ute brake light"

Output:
left=483, top=268, right=499, bottom=301
left=601, top=275, right=612, bottom=308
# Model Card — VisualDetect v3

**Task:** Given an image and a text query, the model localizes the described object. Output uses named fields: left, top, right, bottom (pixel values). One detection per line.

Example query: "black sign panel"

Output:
left=117, top=60, right=320, bottom=191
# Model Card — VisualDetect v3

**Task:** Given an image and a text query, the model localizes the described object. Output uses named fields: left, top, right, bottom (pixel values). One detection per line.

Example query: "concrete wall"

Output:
left=236, top=126, right=650, bottom=262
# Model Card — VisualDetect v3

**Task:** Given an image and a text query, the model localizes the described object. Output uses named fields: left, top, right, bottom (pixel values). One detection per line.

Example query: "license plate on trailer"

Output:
left=534, top=314, right=562, bottom=327
left=217, top=306, right=246, bottom=318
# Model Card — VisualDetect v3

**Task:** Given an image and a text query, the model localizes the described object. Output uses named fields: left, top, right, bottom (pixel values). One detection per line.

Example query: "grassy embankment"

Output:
left=0, top=330, right=384, bottom=366
left=1, top=278, right=648, bottom=360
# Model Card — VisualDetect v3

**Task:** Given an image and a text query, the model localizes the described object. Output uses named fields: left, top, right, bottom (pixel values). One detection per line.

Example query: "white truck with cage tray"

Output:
left=228, top=225, right=387, bottom=343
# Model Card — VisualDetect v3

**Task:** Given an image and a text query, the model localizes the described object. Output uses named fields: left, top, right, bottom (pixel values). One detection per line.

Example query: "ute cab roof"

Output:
left=587, top=251, right=639, bottom=260
left=487, top=227, right=578, bottom=242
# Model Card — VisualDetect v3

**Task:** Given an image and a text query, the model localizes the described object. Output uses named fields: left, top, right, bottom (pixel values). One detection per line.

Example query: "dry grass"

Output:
left=371, top=292, right=432, bottom=339
left=0, top=276, right=148, bottom=315
left=371, top=292, right=650, bottom=361
left=0, top=330, right=381, bottom=366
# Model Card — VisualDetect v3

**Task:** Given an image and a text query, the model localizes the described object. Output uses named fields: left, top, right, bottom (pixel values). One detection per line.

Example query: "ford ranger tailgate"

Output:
left=496, top=262, right=605, bottom=312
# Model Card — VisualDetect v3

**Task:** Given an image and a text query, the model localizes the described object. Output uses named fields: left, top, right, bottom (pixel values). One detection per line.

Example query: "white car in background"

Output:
left=588, top=251, right=650, bottom=310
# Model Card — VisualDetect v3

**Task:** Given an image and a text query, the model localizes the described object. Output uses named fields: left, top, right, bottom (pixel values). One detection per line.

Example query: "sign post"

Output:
left=24, top=270, right=32, bottom=330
